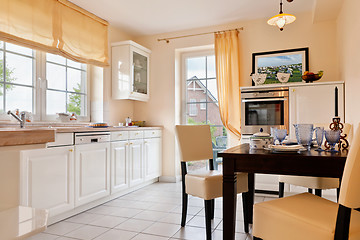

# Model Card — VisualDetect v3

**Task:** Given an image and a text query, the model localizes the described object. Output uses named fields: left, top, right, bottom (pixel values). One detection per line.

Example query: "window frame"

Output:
left=0, top=41, right=90, bottom=122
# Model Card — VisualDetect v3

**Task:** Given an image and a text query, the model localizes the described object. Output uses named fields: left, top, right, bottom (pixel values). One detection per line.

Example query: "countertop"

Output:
left=0, top=126, right=163, bottom=147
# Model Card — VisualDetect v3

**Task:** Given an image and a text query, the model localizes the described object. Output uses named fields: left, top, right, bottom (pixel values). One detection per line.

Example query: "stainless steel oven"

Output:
left=241, top=87, right=289, bottom=135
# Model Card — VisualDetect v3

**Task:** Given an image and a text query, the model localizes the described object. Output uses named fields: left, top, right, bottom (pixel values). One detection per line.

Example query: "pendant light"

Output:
left=267, top=0, right=296, bottom=31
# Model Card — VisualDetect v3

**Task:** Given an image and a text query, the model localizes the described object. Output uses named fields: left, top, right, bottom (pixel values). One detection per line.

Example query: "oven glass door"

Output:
left=244, top=99, right=285, bottom=126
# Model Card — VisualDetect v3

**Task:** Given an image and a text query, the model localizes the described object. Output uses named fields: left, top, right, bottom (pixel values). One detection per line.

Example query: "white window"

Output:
left=200, top=99, right=206, bottom=110
left=0, top=42, right=35, bottom=117
left=0, top=41, right=89, bottom=121
left=189, top=99, right=197, bottom=116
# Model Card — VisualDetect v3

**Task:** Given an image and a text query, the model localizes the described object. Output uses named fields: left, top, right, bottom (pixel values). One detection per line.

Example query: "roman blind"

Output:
left=0, top=0, right=109, bottom=67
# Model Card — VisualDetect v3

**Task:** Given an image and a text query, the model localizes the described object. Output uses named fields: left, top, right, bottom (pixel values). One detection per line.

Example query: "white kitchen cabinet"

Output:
left=110, top=141, right=129, bottom=194
left=112, top=40, right=151, bottom=102
left=129, top=139, right=144, bottom=187
left=20, top=146, right=74, bottom=217
left=144, top=136, right=161, bottom=180
left=289, top=83, right=344, bottom=139
left=75, top=142, right=110, bottom=207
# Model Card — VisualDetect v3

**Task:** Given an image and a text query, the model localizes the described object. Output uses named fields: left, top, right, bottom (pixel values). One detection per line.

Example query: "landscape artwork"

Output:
left=252, top=48, right=309, bottom=85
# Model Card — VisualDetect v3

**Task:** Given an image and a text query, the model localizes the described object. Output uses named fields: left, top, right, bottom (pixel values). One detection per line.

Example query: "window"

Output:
left=46, top=53, right=87, bottom=117
left=182, top=51, right=227, bottom=171
left=0, top=43, right=35, bottom=115
left=0, top=41, right=89, bottom=121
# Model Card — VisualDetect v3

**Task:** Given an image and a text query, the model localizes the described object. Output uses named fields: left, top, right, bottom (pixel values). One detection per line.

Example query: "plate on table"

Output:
left=266, top=144, right=306, bottom=153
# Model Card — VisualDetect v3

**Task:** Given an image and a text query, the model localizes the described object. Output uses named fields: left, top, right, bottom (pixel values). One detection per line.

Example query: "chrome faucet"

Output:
left=7, top=110, right=26, bottom=128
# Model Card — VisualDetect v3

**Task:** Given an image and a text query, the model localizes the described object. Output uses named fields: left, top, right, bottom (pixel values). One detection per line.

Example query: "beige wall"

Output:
left=103, top=26, right=135, bottom=125
left=337, top=0, right=360, bottom=131
left=133, top=12, right=339, bottom=179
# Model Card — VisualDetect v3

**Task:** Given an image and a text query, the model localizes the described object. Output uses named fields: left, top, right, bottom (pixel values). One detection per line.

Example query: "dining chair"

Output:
left=253, top=123, right=360, bottom=240
left=278, top=123, right=352, bottom=199
left=175, top=125, right=249, bottom=240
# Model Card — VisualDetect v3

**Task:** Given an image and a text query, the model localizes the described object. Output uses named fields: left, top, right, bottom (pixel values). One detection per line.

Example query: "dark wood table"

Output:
left=219, top=144, right=348, bottom=240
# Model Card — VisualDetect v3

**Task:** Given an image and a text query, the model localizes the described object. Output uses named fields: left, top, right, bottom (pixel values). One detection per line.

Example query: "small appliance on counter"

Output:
left=250, top=128, right=273, bottom=149
left=87, top=122, right=109, bottom=128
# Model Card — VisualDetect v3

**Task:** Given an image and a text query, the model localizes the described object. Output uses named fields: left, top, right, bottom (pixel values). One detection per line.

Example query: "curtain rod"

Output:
left=157, top=27, right=244, bottom=43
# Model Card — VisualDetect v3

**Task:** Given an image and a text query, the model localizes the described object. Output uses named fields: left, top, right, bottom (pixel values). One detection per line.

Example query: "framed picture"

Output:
left=252, top=47, right=309, bottom=85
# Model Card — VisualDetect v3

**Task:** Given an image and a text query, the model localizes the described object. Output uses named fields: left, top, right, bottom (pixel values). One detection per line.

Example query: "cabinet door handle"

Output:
left=144, top=141, right=147, bottom=143
left=118, top=134, right=122, bottom=136
left=69, top=149, right=73, bottom=152
left=292, top=89, right=296, bottom=92
left=130, top=142, right=133, bottom=145
left=152, top=132, right=155, bottom=134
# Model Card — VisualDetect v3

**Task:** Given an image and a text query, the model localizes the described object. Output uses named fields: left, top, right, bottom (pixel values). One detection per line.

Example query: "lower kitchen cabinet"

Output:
left=129, top=139, right=144, bottom=187
left=144, top=137, right=161, bottom=180
left=20, top=146, right=74, bottom=217
left=110, top=140, right=129, bottom=194
left=75, top=142, right=110, bottom=207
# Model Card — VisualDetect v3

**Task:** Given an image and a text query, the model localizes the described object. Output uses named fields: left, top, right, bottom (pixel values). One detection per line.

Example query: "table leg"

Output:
left=223, top=158, right=237, bottom=240
left=247, top=173, right=255, bottom=224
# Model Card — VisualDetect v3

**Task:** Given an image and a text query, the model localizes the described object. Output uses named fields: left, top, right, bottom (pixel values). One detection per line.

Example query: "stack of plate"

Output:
left=267, top=144, right=306, bottom=153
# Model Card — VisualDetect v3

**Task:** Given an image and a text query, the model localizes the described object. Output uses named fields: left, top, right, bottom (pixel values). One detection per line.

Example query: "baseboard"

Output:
left=159, top=175, right=181, bottom=183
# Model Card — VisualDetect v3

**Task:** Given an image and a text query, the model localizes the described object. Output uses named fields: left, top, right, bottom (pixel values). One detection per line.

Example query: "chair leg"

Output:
left=242, top=193, right=249, bottom=233
left=315, top=189, right=322, bottom=197
left=337, top=188, right=340, bottom=202
left=181, top=193, right=188, bottom=227
left=308, top=188, right=313, bottom=193
left=204, top=200, right=212, bottom=240
left=211, top=199, right=215, bottom=219
left=279, top=182, right=284, bottom=198
left=253, top=237, right=263, bottom=240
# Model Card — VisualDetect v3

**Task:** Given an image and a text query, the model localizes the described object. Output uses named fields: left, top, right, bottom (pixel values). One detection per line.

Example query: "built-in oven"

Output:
left=241, top=87, right=289, bottom=135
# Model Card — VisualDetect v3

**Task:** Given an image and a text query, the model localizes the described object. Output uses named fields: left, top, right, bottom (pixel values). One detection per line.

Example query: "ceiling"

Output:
left=70, top=0, right=330, bottom=36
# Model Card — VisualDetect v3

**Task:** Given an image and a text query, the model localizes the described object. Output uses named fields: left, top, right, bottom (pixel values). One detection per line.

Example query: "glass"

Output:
left=133, top=52, right=147, bottom=94
left=325, top=129, right=341, bottom=152
left=294, top=124, right=314, bottom=150
left=315, top=127, right=325, bottom=152
left=207, top=55, right=216, bottom=78
left=206, top=79, right=218, bottom=101
left=0, top=90, right=3, bottom=113
left=6, top=52, right=34, bottom=86
left=46, top=90, right=66, bottom=115
left=67, top=68, right=83, bottom=93
left=67, top=93, right=85, bottom=116
left=274, top=128, right=287, bottom=144
left=186, top=56, right=206, bottom=79
left=46, top=62, right=66, bottom=90
left=46, top=53, right=66, bottom=65
left=245, top=100, right=284, bottom=125
left=5, top=85, right=33, bottom=112
left=6, top=43, right=33, bottom=56
left=67, top=59, right=82, bottom=69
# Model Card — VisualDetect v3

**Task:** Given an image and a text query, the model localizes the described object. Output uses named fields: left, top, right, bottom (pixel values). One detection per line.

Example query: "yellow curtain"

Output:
left=57, top=0, right=109, bottom=66
left=214, top=30, right=242, bottom=139
left=0, top=0, right=109, bottom=67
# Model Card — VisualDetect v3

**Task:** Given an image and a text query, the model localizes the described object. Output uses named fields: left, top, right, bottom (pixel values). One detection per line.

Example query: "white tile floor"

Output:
left=27, top=182, right=277, bottom=240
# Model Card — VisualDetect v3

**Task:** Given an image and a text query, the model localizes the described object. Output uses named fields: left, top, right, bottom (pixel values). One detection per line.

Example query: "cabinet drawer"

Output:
left=111, top=131, right=129, bottom=141
left=144, top=130, right=161, bottom=138
left=129, top=130, right=144, bottom=139
left=47, top=133, right=73, bottom=147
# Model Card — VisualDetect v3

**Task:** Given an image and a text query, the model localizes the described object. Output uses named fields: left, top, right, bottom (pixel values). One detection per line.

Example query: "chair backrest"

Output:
left=175, top=125, right=214, bottom=162
left=339, top=124, right=360, bottom=209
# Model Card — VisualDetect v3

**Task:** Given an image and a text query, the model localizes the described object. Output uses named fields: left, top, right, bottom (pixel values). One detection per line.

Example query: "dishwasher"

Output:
left=74, top=132, right=111, bottom=207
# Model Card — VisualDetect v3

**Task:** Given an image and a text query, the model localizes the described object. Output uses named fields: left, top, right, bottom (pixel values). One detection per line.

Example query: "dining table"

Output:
left=219, top=143, right=348, bottom=240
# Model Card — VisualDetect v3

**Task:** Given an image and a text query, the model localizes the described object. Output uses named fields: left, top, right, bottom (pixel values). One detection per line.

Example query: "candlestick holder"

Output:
left=324, top=117, right=349, bottom=151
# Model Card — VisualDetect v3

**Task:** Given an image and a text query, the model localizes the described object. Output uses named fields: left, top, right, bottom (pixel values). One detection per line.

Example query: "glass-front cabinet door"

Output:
left=112, top=41, right=151, bottom=102
left=132, top=51, right=148, bottom=96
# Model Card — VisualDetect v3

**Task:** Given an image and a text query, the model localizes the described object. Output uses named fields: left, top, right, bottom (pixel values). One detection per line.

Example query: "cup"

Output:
left=294, top=124, right=314, bottom=150
left=274, top=129, right=287, bottom=145
left=315, top=127, right=324, bottom=152
left=118, top=123, right=124, bottom=127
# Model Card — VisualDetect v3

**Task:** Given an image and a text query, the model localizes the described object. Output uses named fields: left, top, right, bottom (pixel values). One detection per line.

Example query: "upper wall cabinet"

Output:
left=112, top=40, right=151, bottom=102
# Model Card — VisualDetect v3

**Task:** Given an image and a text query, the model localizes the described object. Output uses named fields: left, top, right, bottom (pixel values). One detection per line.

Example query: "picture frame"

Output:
left=251, top=47, right=309, bottom=86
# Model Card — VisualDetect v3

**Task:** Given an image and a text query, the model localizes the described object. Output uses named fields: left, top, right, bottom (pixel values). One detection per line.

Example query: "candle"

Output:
left=335, top=87, right=338, bottom=117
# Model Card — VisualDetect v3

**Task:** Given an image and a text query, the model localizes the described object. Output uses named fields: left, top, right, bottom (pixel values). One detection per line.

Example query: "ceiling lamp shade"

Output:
left=268, top=0, right=296, bottom=31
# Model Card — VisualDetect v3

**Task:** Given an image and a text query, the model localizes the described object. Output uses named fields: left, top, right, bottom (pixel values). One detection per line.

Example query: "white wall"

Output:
left=102, top=26, right=135, bottom=126
left=337, top=0, right=360, bottom=132
left=133, top=12, right=339, bottom=179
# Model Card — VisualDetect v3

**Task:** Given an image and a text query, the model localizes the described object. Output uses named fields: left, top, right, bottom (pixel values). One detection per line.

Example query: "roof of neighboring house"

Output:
left=187, top=76, right=217, bottom=102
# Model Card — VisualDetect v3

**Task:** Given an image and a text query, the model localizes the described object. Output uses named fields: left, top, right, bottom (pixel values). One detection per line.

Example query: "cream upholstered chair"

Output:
left=253, top=124, right=360, bottom=240
left=279, top=123, right=353, bottom=198
left=175, top=125, right=249, bottom=240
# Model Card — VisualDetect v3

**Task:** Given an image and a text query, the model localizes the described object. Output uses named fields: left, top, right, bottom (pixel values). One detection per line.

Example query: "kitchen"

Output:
left=0, top=0, right=360, bottom=239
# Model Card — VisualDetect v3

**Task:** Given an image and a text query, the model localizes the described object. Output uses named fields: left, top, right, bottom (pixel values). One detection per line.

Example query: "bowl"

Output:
left=301, top=74, right=322, bottom=83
